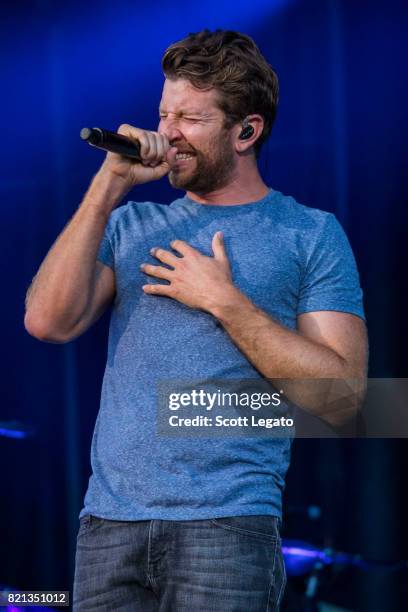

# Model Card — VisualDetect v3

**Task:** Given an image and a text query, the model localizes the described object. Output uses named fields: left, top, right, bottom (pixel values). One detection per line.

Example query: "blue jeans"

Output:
left=73, top=514, right=286, bottom=611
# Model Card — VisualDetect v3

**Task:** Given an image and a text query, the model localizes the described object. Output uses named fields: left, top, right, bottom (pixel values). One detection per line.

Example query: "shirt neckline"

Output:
left=180, top=188, right=275, bottom=211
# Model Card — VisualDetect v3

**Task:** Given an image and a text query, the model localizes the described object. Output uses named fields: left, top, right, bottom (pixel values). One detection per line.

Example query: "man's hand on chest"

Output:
left=140, top=231, right=243, bottom=313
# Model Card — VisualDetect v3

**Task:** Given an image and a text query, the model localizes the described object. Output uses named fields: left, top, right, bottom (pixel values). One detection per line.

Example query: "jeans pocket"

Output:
left=210, top=515, right=280, bottom=543
left=78, top=514, right=105, bottom=536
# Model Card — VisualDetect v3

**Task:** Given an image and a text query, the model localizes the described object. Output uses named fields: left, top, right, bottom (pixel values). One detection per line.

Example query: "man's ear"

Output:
left=234, top=114, right=264, bottom=153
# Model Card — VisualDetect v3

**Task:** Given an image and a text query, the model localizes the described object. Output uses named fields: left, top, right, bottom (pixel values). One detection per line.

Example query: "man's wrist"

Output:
left=207, top=285, right=254, bottom=322
left=83, top=170, right=129, bottom=218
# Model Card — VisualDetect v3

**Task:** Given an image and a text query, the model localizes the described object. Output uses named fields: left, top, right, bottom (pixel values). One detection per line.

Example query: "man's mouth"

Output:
left=175, top=153, right=195, bottom=161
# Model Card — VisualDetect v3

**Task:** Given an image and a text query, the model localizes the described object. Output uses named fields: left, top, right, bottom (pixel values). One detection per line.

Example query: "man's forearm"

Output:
left=210, top=288, right=347, bottom=377
left=210, top=288, right=365, bottom=423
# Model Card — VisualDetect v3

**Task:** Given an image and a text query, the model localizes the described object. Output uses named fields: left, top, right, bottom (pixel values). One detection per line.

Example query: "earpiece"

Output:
left=238, top=119, right=254, bottom=141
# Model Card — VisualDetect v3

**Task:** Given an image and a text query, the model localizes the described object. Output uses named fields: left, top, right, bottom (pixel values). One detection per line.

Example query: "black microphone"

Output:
left=80, top=127, right=142, bottom=161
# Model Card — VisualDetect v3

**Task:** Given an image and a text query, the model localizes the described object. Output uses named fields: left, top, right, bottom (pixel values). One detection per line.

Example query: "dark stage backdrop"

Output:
left=1, top=1, right=407, bottom=610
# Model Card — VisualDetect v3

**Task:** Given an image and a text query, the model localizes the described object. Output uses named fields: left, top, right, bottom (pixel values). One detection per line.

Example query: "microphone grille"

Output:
left=80, top=127, right=93, bottom=141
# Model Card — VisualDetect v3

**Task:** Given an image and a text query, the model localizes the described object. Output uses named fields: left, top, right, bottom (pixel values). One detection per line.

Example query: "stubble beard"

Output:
left=168, top=130, right=236, bottom=195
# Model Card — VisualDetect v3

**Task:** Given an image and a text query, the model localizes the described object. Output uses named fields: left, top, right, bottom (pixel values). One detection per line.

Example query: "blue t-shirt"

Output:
left=80, top=188, right=365, bottom=521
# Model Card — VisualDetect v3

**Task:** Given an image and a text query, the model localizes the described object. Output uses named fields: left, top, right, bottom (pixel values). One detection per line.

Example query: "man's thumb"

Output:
left=152, top=146, right=178, bottom=178
left=212, top=231, right=227, bottom=261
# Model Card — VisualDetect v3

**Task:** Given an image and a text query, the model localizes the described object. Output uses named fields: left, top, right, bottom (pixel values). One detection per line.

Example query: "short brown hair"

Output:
left=161, top=29, right=279, bottom=156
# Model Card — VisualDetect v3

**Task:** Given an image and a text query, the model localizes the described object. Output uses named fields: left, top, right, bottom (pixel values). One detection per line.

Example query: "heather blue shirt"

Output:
left=80, top=188, right=365, bottom=520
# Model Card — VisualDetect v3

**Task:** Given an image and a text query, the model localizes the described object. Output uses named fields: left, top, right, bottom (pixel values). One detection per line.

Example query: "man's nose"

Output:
left=158, top=119, right=184, bottom=143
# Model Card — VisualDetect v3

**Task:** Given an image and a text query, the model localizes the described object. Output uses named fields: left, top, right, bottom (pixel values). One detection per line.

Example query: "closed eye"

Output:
left=159, top=115, right=201, bottom=122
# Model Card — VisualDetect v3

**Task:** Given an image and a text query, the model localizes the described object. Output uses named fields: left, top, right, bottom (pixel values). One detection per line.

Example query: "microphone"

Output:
left=80, top=127, right=142, bottom=161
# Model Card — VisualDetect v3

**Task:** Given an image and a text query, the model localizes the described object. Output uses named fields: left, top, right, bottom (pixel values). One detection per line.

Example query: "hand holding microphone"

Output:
left=80, top=127, right=143, bottom=159
left=81, top=124, right=178, bottom=190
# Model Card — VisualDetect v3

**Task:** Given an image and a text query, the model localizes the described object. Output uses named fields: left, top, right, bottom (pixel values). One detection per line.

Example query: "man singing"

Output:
left=25, top=29, right=367, bottom=611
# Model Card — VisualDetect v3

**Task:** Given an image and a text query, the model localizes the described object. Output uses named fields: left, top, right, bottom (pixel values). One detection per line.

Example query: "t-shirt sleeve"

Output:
left=96, top=213, right=116, bottom=270
left=297, top=213, right=365, bottom=321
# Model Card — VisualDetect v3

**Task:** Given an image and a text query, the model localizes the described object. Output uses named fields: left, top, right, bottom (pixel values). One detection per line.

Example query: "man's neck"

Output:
left=185, top=166, right=270, bottom=205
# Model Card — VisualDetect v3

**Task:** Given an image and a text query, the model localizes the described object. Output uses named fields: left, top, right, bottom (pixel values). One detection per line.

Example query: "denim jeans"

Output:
left=73, top=514, right=286, bottom=611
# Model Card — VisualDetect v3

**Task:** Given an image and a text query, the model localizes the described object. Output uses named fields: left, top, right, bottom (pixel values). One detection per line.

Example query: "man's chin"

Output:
left=168, top=169, right=196, bottom=190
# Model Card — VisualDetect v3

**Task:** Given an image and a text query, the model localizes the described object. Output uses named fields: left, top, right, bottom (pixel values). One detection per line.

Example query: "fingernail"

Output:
left=140, top=263, right=145, bottom=270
